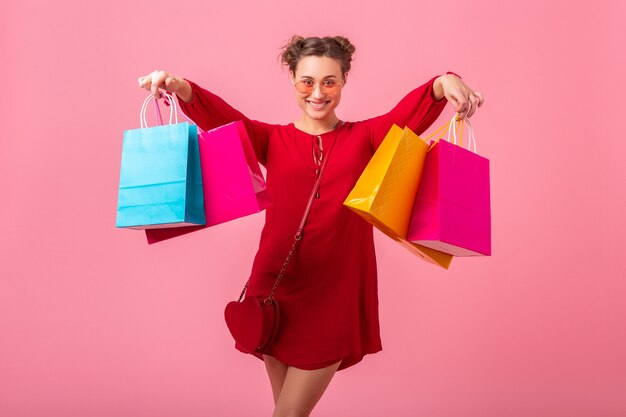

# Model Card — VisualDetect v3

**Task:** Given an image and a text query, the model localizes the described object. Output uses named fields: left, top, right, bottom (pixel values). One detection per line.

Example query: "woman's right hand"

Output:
left=138, top=70, right=193, bottom=102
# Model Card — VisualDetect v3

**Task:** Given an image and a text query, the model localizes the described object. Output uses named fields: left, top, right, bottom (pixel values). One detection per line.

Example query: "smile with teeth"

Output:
left=307, top=100, right=330, bottom=110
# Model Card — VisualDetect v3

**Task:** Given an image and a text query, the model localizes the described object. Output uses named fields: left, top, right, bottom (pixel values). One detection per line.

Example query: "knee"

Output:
left=272, top=408, right=308, bottom=417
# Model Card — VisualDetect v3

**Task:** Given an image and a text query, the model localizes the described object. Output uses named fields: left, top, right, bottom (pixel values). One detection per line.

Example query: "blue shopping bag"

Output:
left=116, top=93, right=205, bottom=229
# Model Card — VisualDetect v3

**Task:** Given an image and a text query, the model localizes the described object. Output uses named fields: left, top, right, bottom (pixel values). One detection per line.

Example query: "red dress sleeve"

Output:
left=366, top=75, right=451, bottom=151
left=176, top=79, right=271, bottom=165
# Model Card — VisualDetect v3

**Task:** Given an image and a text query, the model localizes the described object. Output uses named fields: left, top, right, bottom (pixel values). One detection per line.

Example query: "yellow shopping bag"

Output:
left=344, top=124, right=452, bottom=269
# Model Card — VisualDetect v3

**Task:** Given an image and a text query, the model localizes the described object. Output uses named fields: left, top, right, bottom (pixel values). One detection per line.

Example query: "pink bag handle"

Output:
left=152, top=92, right=207, bottom=134
left=154, top=91, right=240, bottom=137
left=140, top=92, right=178, bottom=128
left=153, top=98, right=164, bottom=126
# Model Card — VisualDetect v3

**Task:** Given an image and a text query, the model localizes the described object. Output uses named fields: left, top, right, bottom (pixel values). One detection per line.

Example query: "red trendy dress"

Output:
left=178, top=76, right=447, bottom=371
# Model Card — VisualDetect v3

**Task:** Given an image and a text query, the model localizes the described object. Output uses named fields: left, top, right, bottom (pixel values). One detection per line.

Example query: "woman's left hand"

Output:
left=433, top=74, right=484, bottom=118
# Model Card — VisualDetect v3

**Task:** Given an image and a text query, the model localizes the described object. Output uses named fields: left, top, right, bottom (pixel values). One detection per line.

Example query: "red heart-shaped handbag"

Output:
left=224, top=296, right=279, bottom=353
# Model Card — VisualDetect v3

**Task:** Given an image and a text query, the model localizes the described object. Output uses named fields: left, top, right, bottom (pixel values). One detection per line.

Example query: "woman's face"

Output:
left=291, top=56, right=346, bottom=122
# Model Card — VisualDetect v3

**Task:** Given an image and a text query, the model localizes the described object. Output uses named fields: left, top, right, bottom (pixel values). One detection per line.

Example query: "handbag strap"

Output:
left=237, top=121, right=343, bottom=304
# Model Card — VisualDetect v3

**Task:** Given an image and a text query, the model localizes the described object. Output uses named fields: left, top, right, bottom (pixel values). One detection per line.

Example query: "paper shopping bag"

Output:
left=116, top=100, right=205, bottom=229
left=199, top=121, right=271, bottom=225
left=344, top=124, right=453, bottom=269
left=407, top=117, right=491, bottom=256
left=145, top=120, right=270, bottom=243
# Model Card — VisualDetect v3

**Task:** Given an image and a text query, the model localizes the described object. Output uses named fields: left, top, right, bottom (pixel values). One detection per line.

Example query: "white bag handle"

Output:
left=140, top=92, right=179, bottom=128
left=447, top=113, right=478, bottom=153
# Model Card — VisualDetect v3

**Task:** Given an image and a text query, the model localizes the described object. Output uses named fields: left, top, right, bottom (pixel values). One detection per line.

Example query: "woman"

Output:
left=139, top=35, right=483, bottom=417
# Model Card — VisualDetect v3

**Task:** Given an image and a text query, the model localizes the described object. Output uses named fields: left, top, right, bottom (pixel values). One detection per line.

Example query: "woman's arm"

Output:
left=432, top=73, right=484, bottom=118
left=366, top=72, right=484, bottom=151
left=138, top=70, right=271, bottom=165
left=367, top=75, right=448, bottom=151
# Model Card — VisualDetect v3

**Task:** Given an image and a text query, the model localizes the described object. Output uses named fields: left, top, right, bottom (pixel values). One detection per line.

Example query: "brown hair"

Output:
left=280, top=35, right=356, bottom=76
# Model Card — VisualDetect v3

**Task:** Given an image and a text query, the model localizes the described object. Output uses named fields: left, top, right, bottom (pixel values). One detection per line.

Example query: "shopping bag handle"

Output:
left=145, top=91, right=243, bottom=137
left=448, top=114, right=477, bottom=153
left=424, top=116, right=460, bottom=151
left=140, top=92, right=178, bottom=128
left=424, top=114, right=478, bottom=153
left=424, top=121, right=452, bottom=144
left=155, top=94, right=205, bottom=133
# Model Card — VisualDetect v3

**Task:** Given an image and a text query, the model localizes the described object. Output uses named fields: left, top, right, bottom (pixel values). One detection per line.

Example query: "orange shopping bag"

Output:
left=343, top=124, right=452, bottom=269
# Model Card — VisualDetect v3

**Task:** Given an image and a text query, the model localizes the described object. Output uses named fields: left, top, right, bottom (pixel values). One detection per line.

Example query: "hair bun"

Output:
left=280, top=35, right=356, bottom=75
left=288, top=35, right=305, bottom=50
left=333, top=36, right=356, bottom=56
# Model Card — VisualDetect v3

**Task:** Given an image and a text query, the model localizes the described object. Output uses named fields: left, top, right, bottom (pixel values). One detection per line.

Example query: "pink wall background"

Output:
left=1, top=0, right=624, bottom=416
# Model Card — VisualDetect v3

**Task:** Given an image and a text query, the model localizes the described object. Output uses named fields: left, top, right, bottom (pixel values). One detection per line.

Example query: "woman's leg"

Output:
left=272, top=360, right=342, bottom=417
left=263, top=354, right=289, bottom=405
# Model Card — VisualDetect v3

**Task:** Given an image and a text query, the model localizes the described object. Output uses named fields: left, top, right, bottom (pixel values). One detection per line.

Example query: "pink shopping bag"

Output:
left=146, top=120, right=271, bottom=244
left=407, top=116, right=491, bottom=256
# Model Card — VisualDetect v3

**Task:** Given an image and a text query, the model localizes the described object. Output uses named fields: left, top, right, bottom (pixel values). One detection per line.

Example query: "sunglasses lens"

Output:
left=295, top=80, right=341, bottom=95
left=323, top=85, right=338, bottom=95
left=295, top=81, right=313, bottom=94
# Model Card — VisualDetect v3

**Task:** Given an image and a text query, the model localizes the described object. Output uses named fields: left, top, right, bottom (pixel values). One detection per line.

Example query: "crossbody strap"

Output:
left=237, top=122, right=343, bottom=304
